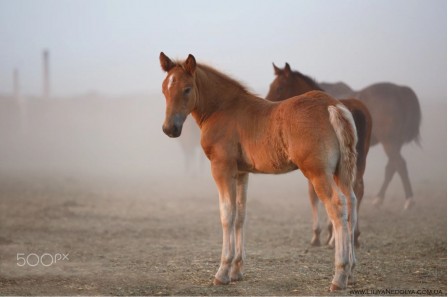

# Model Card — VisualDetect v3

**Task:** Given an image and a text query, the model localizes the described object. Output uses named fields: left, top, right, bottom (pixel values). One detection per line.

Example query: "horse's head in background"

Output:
left=266, top=62, right=320, bottom=102
left=159, top=52, right=197, bottom=138
left=266, top=63, right=297, bottom=101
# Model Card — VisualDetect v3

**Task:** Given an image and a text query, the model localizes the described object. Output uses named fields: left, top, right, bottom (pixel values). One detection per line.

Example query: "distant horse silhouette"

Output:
left=177, top=116, right=203, bottom=174
left=266, top=63, right=372, bottom=248
left=320, top=81, right=421, bottom=209
left=159, top=52, right=358, bottom=291
left=320, top=82, right=354, bottom=99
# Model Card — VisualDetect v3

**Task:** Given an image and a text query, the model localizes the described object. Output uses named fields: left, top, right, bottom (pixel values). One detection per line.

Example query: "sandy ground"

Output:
left=0, top=173, right=446, bottom=296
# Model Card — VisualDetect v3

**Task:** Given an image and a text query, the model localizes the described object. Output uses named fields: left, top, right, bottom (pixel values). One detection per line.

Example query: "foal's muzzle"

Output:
left=162, top=123, right=182, bottom=138
left=162, top=114, right=185, bottom=138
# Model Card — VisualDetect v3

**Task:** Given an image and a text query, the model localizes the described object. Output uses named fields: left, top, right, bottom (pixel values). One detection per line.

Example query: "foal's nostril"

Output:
left=162, top=125, right=170, bottom=135
left=162, top=124, right=182, bottom=138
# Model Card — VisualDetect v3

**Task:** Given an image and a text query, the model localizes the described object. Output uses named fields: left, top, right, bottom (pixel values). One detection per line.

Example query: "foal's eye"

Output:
left=183, top=87, right=192, bottom=96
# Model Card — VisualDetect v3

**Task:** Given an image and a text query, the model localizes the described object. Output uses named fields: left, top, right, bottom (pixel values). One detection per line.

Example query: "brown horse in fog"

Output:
left=319, top=81, right=421, bottom=209
left=266, top=63, right=372, bottom=248
left=320, top=82, right=354, bottom=99
left=159, top=52, right=358, bottom=291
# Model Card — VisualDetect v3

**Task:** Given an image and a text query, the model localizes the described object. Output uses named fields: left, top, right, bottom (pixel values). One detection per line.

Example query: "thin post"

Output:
left=13, top=68, right=19, bottom=99
left=15, top=68, right=27, bottom=133
left=43, top=49, right=50, bottom=98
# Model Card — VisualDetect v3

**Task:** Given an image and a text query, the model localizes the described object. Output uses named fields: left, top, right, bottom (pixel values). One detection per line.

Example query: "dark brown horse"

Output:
left=320, top=81, right=421, bottom=210
left=160, top=53, right=358, bottom=291
left=266, top=63, right=372, bottom=248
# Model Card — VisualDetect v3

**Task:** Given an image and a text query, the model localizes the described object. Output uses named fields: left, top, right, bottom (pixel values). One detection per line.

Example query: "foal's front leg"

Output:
left=230, top=172, right=249, bottom=281
left=211, top=160, right=238, bottom=285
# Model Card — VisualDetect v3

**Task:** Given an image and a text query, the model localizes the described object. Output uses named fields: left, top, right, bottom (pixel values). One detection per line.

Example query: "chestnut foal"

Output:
left=159, top=53, right=358, bottom=291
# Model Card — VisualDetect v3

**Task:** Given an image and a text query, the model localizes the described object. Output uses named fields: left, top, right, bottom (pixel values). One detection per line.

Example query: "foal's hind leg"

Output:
left=230, top=172, right=249, bottom=281
left=308, top=182, right=321, bottom=246
left=347, top=190, right=358, bottom=284
left=311, top=174, right=352, bottom=290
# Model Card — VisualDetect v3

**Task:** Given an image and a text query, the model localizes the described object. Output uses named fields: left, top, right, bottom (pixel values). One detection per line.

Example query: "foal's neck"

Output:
left=191, top=65, right=255, bottom=126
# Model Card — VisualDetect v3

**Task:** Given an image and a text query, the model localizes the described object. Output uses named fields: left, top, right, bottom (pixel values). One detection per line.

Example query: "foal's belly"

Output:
left=236, top=150, right=298, bottom=174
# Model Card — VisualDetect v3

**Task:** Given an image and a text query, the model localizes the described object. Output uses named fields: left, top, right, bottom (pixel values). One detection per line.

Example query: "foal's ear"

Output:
left=160, top=52, right=175, bottom=72
left=273, top=63, right=282, bottom=76
left=184, top=54, right=196, bottom=75
left=284, top=63, right=292, bottom=76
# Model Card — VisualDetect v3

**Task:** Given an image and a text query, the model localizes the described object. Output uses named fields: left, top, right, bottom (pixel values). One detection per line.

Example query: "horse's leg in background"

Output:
left=179, top=117, right=201, bottom=175
left=211, top=159, right=237, bottom=285
left=353, top=178, right=364, bottom=247
left=180, top=142, right=192, bottom=173
left=392, top=144, right=414, bottom=209
left=230, top=172, right=249, bottom=281
left=308, top=182, right=321, bottom=246
left=311, top=174, right=351, bottom=290
left=326, top=220, right=335, bottom=248
left=373, top=141, right=397, bottom=207
left=373, top=141, right=414, bottom=209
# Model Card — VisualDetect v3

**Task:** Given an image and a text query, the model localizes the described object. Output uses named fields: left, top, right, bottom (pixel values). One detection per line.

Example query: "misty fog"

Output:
left=0, top=89, right=445, bottom=202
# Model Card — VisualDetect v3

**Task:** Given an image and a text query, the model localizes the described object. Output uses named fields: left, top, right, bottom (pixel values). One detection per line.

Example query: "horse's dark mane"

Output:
left=291, top=70, right=323, bottom=91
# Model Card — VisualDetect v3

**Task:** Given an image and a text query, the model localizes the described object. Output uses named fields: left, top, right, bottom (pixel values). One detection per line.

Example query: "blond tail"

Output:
left=328, top=103, right=358, bottom=195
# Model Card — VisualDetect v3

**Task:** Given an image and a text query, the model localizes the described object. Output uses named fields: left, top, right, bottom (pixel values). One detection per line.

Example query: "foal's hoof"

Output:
left=329, top=283, right=344, bottom=292
left=213, top=277, right=229, bottom=285
left=404, top=199, right=415, bottom=210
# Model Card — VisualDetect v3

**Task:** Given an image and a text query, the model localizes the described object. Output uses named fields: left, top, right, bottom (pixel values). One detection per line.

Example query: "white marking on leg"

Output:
left=324, top=187, right=350, bottom=289
left=215, top=195, right=236, bottom=284
left=312, top=175, right=351, bottom=290
left=348, top=190, right=358, bottom=284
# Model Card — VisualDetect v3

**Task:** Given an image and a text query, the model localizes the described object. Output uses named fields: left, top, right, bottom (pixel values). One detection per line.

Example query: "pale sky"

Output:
left=0, top=0, right=446, bottom=101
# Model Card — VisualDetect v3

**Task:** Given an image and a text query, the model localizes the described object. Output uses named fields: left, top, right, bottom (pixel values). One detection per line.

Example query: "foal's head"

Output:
left=160, top=52, right=198, bottom=138
left=266, top=63, right=320, bottom=102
